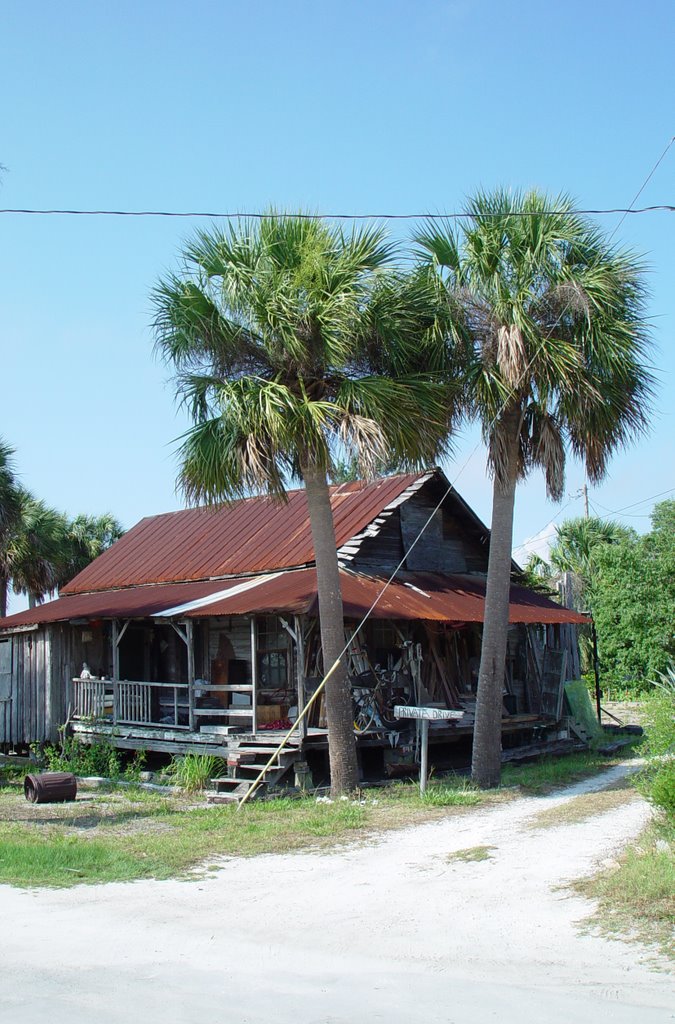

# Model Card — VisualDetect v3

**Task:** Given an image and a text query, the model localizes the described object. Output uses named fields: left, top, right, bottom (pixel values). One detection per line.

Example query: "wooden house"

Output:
left=0, top=469, right=585, bottom=796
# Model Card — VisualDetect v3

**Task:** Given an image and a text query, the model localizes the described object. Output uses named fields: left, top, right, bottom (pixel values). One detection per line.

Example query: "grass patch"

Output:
left=502, top=748, right=638, bottom=795
left=0, top=751, right=639, bottom=889
left=572, top=817, right=675, bottom=960
left=527, top=782, right=638, bottom=831
left=0, top=776, right=498, bottom=888
left=421, top=782, right=483, bottom=808
left=447, top=845, right=495, bottom=863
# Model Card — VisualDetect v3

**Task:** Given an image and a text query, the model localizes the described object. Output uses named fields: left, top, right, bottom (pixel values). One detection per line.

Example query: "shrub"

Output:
left=638, top=665, right=675, bottom=819
left=43, top=735, right=123, bottom=779
left=39, top=734, right=145, bottom=783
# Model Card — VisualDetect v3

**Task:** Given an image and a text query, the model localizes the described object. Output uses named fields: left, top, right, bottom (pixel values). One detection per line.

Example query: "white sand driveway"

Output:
left=1, top=762, right=672, bottom=1023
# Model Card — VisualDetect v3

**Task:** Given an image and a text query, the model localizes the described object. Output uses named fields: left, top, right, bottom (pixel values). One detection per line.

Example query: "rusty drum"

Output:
left=24, top=772, right=77, bottom=804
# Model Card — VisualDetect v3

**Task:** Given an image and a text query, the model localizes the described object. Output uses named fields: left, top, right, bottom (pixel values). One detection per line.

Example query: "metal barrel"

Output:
left=24, top=772, right=77, bottom=804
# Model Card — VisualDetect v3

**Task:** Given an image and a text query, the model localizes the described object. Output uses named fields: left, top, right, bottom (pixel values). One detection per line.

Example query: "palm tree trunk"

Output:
left=302, top=462, right=360, bottom=796
left=0, top=575, right=7, bottom=618
left=471, top=424, right=519, bottom=788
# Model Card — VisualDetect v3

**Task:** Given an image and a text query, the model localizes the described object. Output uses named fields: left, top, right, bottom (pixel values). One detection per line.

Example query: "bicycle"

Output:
left=351, top=670, right=408, bottom=732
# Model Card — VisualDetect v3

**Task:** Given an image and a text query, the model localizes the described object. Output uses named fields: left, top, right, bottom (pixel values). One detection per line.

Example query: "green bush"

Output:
left=638, top=666, right=675, bottom=819
left=40, top=735, right=146, bottom=783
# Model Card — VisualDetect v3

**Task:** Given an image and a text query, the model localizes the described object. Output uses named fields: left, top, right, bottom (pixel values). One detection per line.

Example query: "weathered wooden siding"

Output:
left=352, top=478, right=489, bottom=575
left=0, top=625, right=73, bottom=748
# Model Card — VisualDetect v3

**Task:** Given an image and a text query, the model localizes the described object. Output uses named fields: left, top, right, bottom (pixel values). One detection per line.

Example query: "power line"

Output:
left=608, top=136, right=675, bottom=241
left=590, top=487, right=675, bottom=517
left=514, top=485, right=675, bottom=557
left=512, top=497, right=579, bottom=556
left=588, top=498, right=650, bottom=520
left=0, top=204, right=673, bottom=221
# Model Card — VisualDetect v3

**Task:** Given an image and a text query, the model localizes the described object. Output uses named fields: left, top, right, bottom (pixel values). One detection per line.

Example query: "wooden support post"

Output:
left=419, top=718, right=429, bottom=796
left=185, top=619, right=195, bottom=733
left=294, top=615, right=307, bottom=741
left=250, top=617, right=258, bottom=735
left=111, top=620, right=120, bottom=681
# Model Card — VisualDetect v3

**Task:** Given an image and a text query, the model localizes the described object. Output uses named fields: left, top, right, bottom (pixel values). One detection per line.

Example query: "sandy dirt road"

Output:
left=1, top=762, right=672, bottom=1023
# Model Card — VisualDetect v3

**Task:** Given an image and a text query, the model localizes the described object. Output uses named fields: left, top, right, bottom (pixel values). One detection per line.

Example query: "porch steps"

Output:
left=206, top=741, right=301, bottom=804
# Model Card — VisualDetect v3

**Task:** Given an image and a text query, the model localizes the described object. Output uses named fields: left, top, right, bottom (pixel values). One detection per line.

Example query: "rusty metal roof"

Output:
left=61, top=472, right=428, bottom=595
left=0, top=580, right=230, bottom=629
left=1, top=567, right=586, bottom=629
left=177, top=569, right=587, bottom=625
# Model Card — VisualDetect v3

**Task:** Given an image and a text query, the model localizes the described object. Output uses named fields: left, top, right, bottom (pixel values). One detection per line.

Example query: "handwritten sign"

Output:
left=394, top=705, right=464, bottom=721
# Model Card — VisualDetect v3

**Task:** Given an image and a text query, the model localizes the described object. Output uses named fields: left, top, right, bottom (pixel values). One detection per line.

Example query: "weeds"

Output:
left=573, top=818, right=675, bottom=959
left=447, top=845, right=495, bottom=863
left=37, top=735, right=146, bottom=784
left=165, top=753, right=226, bottom=793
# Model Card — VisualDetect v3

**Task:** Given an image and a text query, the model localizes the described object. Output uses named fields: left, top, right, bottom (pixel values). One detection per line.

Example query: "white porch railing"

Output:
left=72, top=678, right=191, bottom=729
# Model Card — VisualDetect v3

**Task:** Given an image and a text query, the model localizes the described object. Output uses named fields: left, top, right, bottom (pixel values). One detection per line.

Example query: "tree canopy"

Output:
left=591, top=500, right=675, bottom=692
left=0, top=439, right=124, bottom=616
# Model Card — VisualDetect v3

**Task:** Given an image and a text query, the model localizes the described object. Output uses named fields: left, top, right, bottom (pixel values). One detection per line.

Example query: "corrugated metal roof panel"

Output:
left=61, top=472, right=425, bottom=595
left=0, top=580, right=230, bottom=629
left=181, top=569, right=588, bottom=625
left=0, top=569, right=587, bottom=631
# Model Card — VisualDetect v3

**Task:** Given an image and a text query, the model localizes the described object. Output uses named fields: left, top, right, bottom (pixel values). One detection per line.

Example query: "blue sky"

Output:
left=1, top=0, right=673, bottom=612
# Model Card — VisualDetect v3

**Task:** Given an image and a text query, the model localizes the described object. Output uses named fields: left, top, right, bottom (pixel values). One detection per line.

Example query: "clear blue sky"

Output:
left=1, top=0, right=673, bottom=612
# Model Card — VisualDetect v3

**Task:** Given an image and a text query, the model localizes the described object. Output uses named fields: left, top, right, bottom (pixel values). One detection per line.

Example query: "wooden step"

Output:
left=210, top=776, right=255, bottom=790
left=193, top=709, right=253, bottom=718
left=206, top=780, right=254, bottom=803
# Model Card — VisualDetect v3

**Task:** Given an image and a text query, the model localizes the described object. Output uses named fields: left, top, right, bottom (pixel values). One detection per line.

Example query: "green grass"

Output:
left=502, top=748, right=639, bottom=795
left=572, top=817, right=675, bottom=959
left=0, top=750, right=637, bottom=889
left=447, top=845, right=495, bottom=863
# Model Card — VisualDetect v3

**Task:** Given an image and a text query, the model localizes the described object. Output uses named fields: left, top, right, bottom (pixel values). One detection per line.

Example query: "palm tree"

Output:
left=549, top=516, right=634, bottom=586
left=58, top=513, right=124, bottom=586
left=418, top=189, right=653, bottom=787
left=0, top=489, right=69, bottom=611
left=0, top=441, right=22, bottom=616
left=153, top=214, right=453, bottom=796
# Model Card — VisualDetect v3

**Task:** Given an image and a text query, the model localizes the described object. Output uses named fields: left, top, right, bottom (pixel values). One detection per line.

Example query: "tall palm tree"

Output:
left=418, top=189, right=653, bottom=787
left=153, top=214, right=453, bottom=796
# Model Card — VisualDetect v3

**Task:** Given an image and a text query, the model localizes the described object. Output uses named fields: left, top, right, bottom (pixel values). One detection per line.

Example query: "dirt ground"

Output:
left=601, top=700, right=647, bottom=727
left=0, top=761, right=672, bottom=1024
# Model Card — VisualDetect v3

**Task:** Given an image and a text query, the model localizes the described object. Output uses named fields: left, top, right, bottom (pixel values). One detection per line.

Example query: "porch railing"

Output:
left=72, top=678, right=191, bottom=730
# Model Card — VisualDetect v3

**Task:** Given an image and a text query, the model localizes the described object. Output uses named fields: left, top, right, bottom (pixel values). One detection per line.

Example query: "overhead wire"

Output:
left=608, top=136, right=675, bottom=241
left=589, top=486, right=675, bottom=517
left=0, top=204, right=673, bottom=220
left=511, top=497, right=579, bottom=557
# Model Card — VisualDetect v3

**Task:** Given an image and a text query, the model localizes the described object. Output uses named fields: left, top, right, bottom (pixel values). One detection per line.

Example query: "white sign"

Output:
left=394, top=705, right=464, bottom=721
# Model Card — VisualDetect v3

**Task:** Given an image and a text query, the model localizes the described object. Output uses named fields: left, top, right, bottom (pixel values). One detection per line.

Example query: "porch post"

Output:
left=185, top=619, right=195, bottom=733
left=250, top=616, right=258, bottom=735
left=111, top=620, right=120, bottom=680
left=294, top=614, right=307, bottom=741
